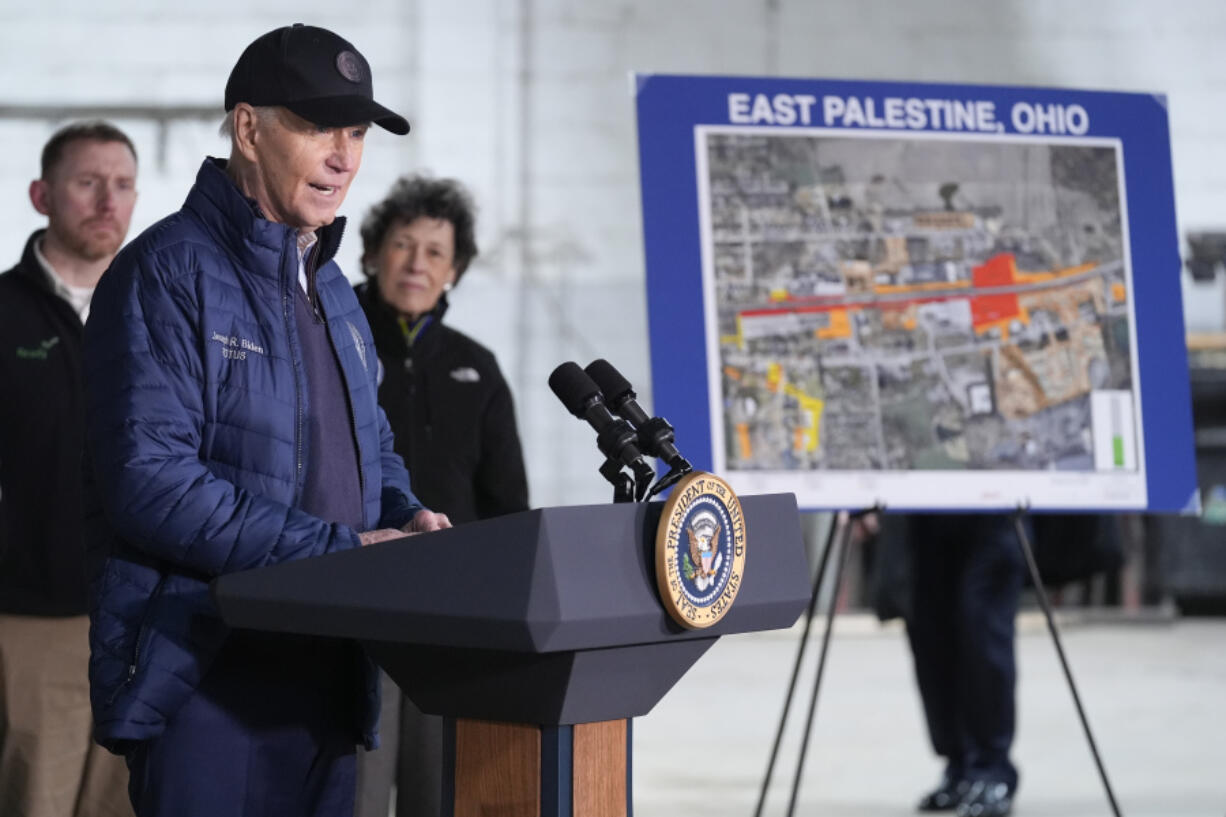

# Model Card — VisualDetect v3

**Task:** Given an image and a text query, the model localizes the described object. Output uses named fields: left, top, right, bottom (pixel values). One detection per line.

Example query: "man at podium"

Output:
left=80, top=24, right=449, bottom=817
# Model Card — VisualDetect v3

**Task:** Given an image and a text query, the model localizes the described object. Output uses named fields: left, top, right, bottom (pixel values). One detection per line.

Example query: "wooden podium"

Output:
left=213, top=494, right=809, bottom=817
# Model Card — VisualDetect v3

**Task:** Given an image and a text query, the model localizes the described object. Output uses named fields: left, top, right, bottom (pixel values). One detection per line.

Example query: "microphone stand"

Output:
left=644, top=460, right=693, bottom=501
left=601, top=456, right=692, bottom=505
left=599, top=458, right=636, bottom=504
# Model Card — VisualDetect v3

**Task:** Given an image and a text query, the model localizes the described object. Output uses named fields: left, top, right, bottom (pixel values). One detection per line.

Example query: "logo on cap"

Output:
left=336, top=51, right=364, bottom=83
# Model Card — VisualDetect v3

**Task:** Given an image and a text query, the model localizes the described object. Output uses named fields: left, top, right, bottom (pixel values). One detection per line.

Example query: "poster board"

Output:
left=636, top=74, right=1197, bottom=512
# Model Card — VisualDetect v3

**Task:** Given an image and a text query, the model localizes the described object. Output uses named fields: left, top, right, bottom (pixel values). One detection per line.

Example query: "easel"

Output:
left=753, top=505, right=1124, bottom=817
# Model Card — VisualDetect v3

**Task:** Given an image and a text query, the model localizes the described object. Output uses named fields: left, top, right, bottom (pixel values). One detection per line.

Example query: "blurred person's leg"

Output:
left=355, top=671, right=400, bottom=817
left=0, top=613, right=133, bottom=817
left=905, top=517, right=971, bottom=810
left=956, top=517, right=1023, bottom=794
left=396, top=697, right=443, bottom=817
left=906, top=518, right=968, bottom=777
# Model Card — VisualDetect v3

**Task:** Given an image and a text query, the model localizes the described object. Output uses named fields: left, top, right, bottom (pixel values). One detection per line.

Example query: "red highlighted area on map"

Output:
left=970, top=254, right=1022, bottom=333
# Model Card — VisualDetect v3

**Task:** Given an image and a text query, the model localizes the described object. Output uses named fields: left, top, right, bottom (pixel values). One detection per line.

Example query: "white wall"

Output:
left=2, top=0, right=1223, bottom=507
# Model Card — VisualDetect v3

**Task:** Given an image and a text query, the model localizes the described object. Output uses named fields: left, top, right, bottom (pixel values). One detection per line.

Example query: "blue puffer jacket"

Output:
left=83, top=158, right=422, bottom=752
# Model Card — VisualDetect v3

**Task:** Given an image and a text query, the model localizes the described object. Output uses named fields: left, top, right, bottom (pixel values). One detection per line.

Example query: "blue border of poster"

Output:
left=636, top=73, right=1196, bottom=513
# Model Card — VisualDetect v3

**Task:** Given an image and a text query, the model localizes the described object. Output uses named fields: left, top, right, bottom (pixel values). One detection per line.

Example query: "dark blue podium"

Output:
left=213, top=493, right=809, bottom=817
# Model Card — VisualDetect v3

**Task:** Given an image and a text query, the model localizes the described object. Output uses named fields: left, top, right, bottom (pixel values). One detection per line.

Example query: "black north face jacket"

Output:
left=356, top=281, right=529, bottom=524
left=0, top=230, right=91, bottom=615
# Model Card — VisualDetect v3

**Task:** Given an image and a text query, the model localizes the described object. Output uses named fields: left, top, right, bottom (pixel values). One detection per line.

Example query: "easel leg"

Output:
left=1011, top=510, right=1123, bottom=817
left=784, top=510, right=854, bottom=817
left=753, top=512, right=842, bottom=817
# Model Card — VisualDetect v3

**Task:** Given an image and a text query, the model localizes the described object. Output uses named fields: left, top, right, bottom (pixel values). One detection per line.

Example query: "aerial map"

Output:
left=699, top=130, right=1139, bottom=478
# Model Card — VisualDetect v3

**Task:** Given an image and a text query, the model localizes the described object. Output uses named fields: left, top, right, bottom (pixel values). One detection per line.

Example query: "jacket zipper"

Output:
left=107, top=575, right=167, bottom=705
left=284, top=239, right=305, bottom=502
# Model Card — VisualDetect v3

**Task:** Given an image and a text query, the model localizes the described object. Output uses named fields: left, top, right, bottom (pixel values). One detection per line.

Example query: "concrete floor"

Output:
left=632, top=614, right=1226, bottom=817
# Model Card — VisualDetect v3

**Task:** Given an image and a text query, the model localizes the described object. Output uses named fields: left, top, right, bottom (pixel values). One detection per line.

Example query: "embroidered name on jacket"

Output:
left=210, top=331, right=266, bottom=361
left=450, top=367, right=480, bottom=383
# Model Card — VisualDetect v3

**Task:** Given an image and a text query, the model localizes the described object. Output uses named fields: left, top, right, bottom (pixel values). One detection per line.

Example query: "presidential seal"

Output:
left=655, top=471, right=746, bottom=629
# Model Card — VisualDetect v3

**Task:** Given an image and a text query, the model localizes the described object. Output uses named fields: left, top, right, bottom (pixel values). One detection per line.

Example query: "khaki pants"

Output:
left=0, top=614, right=134, bottom=817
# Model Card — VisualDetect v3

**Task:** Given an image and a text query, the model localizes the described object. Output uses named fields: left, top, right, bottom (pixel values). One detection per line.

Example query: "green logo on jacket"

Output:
left=15, top=336, right=60, bottom=360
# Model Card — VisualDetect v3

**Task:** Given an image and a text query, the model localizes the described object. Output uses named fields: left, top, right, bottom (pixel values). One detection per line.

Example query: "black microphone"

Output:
left=548, top=362, right=652, bottom=476
left=584, top=359, right=688, bottom=469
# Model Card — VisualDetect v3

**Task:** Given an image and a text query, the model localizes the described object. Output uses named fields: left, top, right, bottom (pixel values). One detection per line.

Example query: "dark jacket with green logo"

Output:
left=0, top=230, right=91, bottom=615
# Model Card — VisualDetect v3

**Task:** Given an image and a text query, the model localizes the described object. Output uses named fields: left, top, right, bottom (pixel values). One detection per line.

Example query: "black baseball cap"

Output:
left=224, top=24, right=409, bottom=135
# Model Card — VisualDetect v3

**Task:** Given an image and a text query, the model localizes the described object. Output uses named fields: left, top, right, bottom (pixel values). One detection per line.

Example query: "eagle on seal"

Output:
left=687, top=509, right=721, bottom=582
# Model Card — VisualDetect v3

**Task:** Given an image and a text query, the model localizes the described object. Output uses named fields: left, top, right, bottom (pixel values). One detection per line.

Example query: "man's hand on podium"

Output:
left=357, top=511, right=451, bottom=546
left=403, top=509, right=452, bottom=535
left=358, top=528, right=409, bottom=546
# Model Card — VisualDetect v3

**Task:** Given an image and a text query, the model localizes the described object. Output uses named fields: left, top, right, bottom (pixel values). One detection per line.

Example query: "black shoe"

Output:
left=917, top=773, right=970, bottom=811
left=955, top=780, right=1013, bottom=817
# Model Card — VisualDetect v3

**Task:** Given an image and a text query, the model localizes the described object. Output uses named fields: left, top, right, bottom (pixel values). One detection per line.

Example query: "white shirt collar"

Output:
left=33, top=236, right=94, bottom=322
left=297, top=231, right=318, bottom=293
